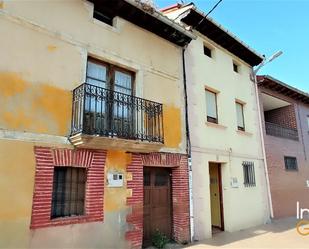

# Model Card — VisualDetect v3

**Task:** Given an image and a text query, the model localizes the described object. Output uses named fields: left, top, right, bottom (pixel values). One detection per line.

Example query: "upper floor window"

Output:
left=203, top=45, right=212, bottom=58
left=284, top=156, right=298, bottom=171
left=236, top=102, right=245, bottom=131
left=243, top=161, right=256, bottom=187
left=205, top=89, right=218, bottom=123
left=51, top=167, right=86, bottom=219
left=86, top=58, right=134, bottom=94
left=93, top=10, right=114, bottom=26
left=233, top=61, right=239, bottom=73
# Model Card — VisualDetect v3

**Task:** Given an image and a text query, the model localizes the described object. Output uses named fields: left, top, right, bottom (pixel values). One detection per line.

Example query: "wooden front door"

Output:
left=143, top=167, right=172, bottom=246
left=209, top=163, right=224, bottom=231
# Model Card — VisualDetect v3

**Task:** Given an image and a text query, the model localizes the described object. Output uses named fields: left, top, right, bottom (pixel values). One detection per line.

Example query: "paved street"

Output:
left=155, top=218, right=308, bottom=249
left=184, top=218, right=307, bottom=249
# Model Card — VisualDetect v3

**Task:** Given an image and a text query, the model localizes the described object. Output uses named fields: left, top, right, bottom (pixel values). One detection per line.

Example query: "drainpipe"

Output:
left=253, top=74, right=274, bottom=219
left=252, top=52, right=282, bottom=220
left=296, top=103, right=307, bottom=161
left=182, top=47, right=194, bottom=242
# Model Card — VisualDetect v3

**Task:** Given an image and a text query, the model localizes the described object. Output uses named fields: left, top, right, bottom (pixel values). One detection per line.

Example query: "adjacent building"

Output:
left=163, top=3, right=271, bottom=240
left=2, top=0, right=306, bottom=248
left=258, top=75, right=309, bottom=218
left=0, top=0, right=196, bottom=248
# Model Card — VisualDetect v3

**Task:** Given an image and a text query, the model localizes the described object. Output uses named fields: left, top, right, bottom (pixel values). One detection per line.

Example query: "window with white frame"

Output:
left=236, top=102, right=245, bottom=131
left=205, top=89, right=218, bottom=123
left=243, top=161, right=256, bottom=187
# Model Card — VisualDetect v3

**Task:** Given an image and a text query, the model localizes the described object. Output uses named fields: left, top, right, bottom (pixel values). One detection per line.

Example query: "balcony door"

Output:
left=85, top=58, right=134, bottom=136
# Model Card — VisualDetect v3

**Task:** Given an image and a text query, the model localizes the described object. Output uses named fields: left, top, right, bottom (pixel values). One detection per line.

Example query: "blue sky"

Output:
left=156, top=0, right=309, bottom=92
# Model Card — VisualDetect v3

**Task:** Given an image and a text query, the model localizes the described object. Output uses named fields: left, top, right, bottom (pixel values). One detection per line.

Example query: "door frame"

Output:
left=142, top=167, right=173, bottom=247
left=217, top=164, right=224, bottom=231
left=210, top=163, right=225, bottom=231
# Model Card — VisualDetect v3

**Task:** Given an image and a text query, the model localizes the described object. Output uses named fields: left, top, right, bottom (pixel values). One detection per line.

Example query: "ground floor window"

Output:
left=31, top=147, right=106, bottom=229
left=243, top=161, right=256, bottom=187
left=51, top=167, right=86, bottom=219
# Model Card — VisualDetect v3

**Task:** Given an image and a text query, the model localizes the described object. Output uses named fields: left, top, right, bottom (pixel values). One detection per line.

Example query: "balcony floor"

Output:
left=69, top=133, right=164, bottom=153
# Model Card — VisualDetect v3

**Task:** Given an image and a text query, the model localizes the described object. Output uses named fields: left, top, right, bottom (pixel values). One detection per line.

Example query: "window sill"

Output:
left=205, top=122, right=227, bottom=130
left=31, top=214, right=103, bottom=229
left=236, top=130, right=253, bottom=136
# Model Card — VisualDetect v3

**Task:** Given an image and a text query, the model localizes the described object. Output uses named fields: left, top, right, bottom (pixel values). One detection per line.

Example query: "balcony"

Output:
left=265, top=122, right=298, bottom=141
left=70, top=83, right=164, bottom=152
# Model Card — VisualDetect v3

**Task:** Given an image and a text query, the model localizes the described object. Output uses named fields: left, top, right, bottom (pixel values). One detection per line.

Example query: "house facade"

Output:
left=163, top=3, right=271, bottom=240
left=258, top=75, right=309, bottom=218
left=0, top=0, right=195, bottom=248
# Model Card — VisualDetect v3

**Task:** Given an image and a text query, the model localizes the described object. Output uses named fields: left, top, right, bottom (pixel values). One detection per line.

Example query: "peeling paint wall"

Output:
left=0, top=0, right=187, bottom=248
left=0, top=0, right=186, bottom=152
left=0, top=139, right=132, bottom=248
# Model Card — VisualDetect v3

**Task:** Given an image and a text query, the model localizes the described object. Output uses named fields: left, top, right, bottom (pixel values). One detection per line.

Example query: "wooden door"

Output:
left=209, top=163, right=224, bottom=230
left=143, top=167, right=172, bottom=246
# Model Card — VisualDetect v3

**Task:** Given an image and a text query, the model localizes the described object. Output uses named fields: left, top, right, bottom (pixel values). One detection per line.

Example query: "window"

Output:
left=284, top=156, right=298, bottom=171
left=93, top=10, right=114, bottom=26
left=31, top=148, right=105, bottom=229
left=233, top=62, right=239, bottom=73
left=236, top=102, right=245, bottom=131
left=243, top=161, right=256, bottom=187
left=51, top=167, right=86, bottom=219
left=205, top=89, right=218, bottom=123
left=85, top=58, right=134, bottom=133
left=203, top=45, right=212, bottom=58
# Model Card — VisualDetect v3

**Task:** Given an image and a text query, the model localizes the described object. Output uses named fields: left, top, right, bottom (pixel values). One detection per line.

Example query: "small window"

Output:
left=236, top=102, right=245, bottom=131
left=51, top=167, right=86, bottom=219
left=243, top=161, right=256, bottom=187
left=233, top=62, right=239, bottom=73
left=204, top=45, right=212, bottom=58
left=93, top=10, right=114, bottom=26
left=206, top=89, right=218, bottom=123
left=155, top=171, right=169, bottom=186
left=284, top=156, right=298, bottom=171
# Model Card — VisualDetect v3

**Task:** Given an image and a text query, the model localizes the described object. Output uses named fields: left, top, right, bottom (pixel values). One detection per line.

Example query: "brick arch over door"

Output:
left=125, top=153, right=190, bottom=249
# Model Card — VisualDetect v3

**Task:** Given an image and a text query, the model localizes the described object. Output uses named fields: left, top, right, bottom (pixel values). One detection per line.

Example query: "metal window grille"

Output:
left=242, top=161, right=256, bottom=187
left=284, top=156, right=298, bottom=171
left=51, top=167, right=86, bottom=219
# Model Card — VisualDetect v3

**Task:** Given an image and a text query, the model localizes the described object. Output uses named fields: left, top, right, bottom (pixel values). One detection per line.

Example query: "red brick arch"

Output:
left=30, top=146, right=106, bottom=229
left=125, top=152, right=190, bottom=248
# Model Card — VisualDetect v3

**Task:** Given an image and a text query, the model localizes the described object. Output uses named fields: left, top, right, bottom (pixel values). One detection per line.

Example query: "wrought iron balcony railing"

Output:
left=265, top=122, right=298, bottom=141
left=71, top=83, right=164, bottom=143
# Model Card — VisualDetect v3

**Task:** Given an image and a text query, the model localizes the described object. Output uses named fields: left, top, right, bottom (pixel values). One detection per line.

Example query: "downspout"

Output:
left=296, top=103, right=307, bottom=161
left=182, top=47, right=194, bottom=242
left=253, top=75, right=274, bottom=219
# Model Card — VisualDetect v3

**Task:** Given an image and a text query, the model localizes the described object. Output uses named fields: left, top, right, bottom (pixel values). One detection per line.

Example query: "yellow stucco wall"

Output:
left=0, top=0, right=186, bottom=152
left=0, top=140, right=35, bottom=221
left=0, top=72, right=71, bottom=136
left=0, top=139, right=134, bottom=248
left=104, top=150, right=131, bottom=212
left=0, top=1, right=187, bottom=247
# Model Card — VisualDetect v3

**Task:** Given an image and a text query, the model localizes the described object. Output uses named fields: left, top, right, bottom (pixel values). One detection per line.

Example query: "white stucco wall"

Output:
left=186, top=35, right=270, bottom=240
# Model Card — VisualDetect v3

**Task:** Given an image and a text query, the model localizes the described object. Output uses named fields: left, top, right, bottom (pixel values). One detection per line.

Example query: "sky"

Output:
left=156, top=0, right=309, bottom=92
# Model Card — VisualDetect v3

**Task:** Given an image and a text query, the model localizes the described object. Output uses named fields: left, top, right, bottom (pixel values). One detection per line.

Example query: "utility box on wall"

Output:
left=107, top=172, right=124, bottom=187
